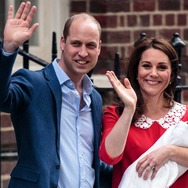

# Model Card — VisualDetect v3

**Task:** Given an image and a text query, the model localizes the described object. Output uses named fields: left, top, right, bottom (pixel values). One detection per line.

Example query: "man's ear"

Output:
left=98, top=40, right=102, bottom=55
left=60, top=36, right=65, bottom=51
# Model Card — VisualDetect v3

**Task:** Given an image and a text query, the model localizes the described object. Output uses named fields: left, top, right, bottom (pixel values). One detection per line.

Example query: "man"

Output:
left=0, top=1, right=110, bottom=187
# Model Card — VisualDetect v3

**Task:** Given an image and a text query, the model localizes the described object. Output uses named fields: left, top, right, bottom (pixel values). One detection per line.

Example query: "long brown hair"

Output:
left=114, top=36, right=179, bottom=123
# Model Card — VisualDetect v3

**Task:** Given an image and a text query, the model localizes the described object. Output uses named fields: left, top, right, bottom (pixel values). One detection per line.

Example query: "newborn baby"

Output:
left=119, top=121, right=188, bottom=188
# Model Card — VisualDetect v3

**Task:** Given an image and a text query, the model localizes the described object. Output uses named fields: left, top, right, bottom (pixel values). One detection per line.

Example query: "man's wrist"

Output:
left=1, top=40, right=18, bottom=56
left=3, top=40, right=19, bottom=53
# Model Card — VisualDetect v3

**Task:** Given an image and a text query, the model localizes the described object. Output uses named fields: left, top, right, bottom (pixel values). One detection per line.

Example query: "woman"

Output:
left=99, top=36, right=188, bottom=188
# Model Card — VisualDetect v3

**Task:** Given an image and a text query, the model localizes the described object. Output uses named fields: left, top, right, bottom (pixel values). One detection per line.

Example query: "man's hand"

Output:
left=3, top=1, right=39, bottom=53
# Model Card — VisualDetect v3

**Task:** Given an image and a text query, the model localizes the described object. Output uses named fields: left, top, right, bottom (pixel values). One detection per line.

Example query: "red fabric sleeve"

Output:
left=99, top=105, right=124, bottom=165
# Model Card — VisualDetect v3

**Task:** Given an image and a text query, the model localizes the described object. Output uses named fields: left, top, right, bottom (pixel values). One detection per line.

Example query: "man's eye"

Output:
left=72, top=42, right=80, bottom=47
left=87, top=44, right=96, bottom=49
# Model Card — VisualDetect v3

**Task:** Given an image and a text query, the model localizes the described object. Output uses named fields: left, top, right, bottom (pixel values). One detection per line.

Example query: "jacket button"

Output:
left=56, top=164, right=60, bottom=169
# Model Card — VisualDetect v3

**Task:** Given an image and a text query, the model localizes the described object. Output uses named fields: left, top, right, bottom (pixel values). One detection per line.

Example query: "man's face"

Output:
left=60, top=18, right=101, bottom=80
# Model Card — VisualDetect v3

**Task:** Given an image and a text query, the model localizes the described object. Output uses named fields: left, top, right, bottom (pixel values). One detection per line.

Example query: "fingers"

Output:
left=7, top=5, right=13, bottom=20
left=3, top=1, right=38, bottom=52
left=15, top=2, right=28, bottom=19
left=123, top=78, right=131, bottom=89
left=106, top=71, right=123, bottom=90
left=28, top=23, right=39, bottom=36
left=106, top=70, right=137, bottom=104
left=26, top=5, right=37, bottom=25
left=136, top=158, right=148, bottom=177
left=14, top=1, right=36, bottom=25
left=20, top=1, right=32, bottom=20
left=106, top=71, right=134, bottom=92
left=136, top=159, right=158, bottom=180
left=13, top=1, right=38, bottom=35
left=106, top=71, right=120, bottom=85
left=150, top=165, right=158, bottom=180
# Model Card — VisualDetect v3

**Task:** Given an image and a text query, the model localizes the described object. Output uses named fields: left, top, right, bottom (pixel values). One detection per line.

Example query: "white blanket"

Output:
left=119, top=121, right=188, bottom=188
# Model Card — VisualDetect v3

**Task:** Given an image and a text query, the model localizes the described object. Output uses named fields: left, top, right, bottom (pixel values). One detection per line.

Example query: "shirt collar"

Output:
left=52, top=58, right=93, bottom=95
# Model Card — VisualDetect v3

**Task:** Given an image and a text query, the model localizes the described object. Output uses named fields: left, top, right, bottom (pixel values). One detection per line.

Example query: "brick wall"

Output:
left=1, top=113, right=17, bottom=187
left=1, top=0, right=188, bottom=186
left=71, top=0, right=188, bottom=102
left=71, top=0, right=188, bottom=76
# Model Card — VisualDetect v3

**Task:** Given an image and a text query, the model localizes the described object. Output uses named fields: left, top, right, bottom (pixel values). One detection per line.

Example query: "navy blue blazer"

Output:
left=0, top=47, right=103, bottom=188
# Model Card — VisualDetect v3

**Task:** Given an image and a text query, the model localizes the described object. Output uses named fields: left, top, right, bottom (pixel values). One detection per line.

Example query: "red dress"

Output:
left=99, top=102, right=188, bottom=188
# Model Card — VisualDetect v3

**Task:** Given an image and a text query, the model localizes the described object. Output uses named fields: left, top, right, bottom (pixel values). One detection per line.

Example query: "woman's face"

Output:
left=137, top=48, right=172, bottom=99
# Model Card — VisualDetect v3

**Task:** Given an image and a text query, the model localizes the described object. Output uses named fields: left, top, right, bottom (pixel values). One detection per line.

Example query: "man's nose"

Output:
left=78, top=46, right=88, bottom=57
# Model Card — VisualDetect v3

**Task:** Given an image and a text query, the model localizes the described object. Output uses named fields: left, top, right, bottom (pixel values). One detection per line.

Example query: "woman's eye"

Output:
left=158, top=65, right=168, bottom=70
left=142, top=64, right=151, bottom=68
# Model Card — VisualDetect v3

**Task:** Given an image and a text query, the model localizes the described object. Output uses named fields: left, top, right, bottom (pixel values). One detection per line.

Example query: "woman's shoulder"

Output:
left=103, top=105, right=118, bottom=113
left=174, top=101, right=188, bottom=121
left=102, top=105, right=120, bottom=119
left=173, top=101, right=187, bottom=110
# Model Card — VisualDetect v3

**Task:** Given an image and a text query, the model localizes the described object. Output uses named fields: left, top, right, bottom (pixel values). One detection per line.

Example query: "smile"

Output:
left=146, top=80, right=161, bottom=85
left=76, top=60, right=88, bottom=65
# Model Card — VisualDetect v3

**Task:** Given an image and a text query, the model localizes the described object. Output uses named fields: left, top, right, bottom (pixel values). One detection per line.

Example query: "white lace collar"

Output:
left=135, top=102, right=186, bottom=129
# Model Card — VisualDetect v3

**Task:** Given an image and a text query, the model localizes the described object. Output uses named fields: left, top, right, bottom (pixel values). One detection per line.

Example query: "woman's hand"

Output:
left=106, top=71, right=137, bottom=109
left=136, top=146, right=169, bottom=180
left=104, top=71, right=137, bottom=158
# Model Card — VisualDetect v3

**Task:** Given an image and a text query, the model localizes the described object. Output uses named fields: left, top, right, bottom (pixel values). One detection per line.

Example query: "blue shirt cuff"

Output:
left=2, top=48, right=18, bottom=56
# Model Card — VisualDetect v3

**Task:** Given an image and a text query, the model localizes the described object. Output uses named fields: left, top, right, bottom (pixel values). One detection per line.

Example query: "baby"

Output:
left=119, top=121, right=188, bottom=188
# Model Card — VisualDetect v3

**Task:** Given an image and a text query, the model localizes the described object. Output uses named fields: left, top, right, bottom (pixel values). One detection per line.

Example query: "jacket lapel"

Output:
left=44, top=63, right=62, bottom=159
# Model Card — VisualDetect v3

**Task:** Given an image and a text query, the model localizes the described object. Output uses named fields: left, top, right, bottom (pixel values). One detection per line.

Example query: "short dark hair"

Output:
left=63, top=12, right=101, bottom=41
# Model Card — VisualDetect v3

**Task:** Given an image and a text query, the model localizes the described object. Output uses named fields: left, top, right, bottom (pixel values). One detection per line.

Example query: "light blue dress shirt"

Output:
left=53, top=59, right=95, bottom=188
